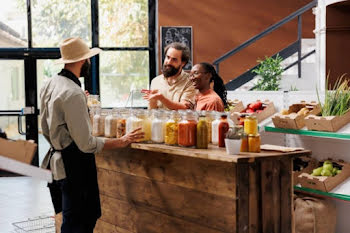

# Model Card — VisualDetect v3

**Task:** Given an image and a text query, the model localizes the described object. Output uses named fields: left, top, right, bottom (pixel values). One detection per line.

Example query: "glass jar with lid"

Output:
left=104, top=110, right=116, bottom=138
left=248, top=134, right=261, bottom=152
left=139, top=109, right=152, bottom=142
left=165, top=110, right=179, bottom=145
left=92, top=107, right=104, bottom=136
left=151, top=110, right=166, bottom=143
left=244, top=115, right=258, bottom=135
left=196, top=114, right=208, bottom=149
left=178, top=110, right=197, bottom=147
left=204, top=111, right=214, bottom=143
left=116, top=108, right=129, bottom=138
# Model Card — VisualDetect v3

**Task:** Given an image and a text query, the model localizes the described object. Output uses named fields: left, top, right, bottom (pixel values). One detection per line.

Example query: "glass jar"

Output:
left=89, top=106, right=96, bottom=126
left=248, top=134, right=261, bottom=153
left=244, top=115, right=258, bottom=135
left=139, top=109, right=152, bottom=142
left=178, top=111, right=197, bottom=147
left=115, top=109, right=127, bottom=138
left=240, top=133, right=249, bottom=152
left=196, top=115, right=208, bottom=149
left=203, top=111, right=214, bottom=143
left=218, top=114, right=229, bottom=147
left=87, top=94, right=100, bottom=108
left=92, top=107, right=104, bottom=136
left=151, top=110, right=165, bottom=143
left=165, top=111, right=178, bottom=145
left=126, top=109, right=136, bottom=134
left=211, top=112, right=220, bottom=145
left=104, top=110, right=116, bottom=138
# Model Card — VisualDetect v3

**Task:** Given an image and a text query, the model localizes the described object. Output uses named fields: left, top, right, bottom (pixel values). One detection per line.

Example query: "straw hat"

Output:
left=55, top=37, right=101, bottom=64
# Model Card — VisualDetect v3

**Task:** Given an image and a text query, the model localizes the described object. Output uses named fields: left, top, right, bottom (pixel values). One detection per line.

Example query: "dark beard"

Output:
left=163, top=64, right=180, bottom=78
left=80, top=60, right=91, bottom=80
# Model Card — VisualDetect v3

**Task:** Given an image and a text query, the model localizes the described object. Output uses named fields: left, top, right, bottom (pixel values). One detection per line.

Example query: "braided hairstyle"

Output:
left=199, top=62, right=228, bottom=108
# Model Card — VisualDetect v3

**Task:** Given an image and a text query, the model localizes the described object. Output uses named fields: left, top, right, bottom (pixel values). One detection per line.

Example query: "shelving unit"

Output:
left=264, top=124, right=350, bottom=140
left=294, top=186, right=350, bottom=202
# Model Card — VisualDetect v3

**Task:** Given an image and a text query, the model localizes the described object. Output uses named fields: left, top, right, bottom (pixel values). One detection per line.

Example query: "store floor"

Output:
left=0, top=176, right=54, bottom=232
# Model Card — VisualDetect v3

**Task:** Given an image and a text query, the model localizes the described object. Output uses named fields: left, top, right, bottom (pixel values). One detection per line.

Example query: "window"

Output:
left=100, top=51, right=149, bottom=107
left=31, top=0, right=92, bottom=47
left=0, top=0, right=27, bottom=47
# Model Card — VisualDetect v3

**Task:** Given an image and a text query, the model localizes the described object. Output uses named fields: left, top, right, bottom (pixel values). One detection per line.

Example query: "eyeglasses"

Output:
left=189, top=71, right=207, bottom=78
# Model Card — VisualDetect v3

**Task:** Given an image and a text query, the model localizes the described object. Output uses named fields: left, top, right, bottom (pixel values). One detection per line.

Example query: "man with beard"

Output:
left=142, top=42, right=196, bottom=110
left=40, top=37, right=144, bottom=233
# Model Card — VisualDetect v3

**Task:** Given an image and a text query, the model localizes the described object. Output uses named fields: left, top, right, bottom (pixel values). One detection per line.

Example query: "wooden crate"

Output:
left=227, top=99, right=245, bottom=113
left=305, top=109, right=350, bottom=132
left=232, top=100, right=276, bottom=124
left=272, top=101, right=321, bottom=129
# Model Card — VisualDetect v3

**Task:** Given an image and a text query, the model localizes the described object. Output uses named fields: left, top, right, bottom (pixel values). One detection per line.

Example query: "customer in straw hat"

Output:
left=40, top=37, right=144, bottom=233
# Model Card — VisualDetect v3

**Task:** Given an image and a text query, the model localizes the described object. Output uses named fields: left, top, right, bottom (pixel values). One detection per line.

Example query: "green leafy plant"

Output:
left=316, top=74, right=350, bottom=116
left=289, top=85, right=299, bottom=91
left=252, top=54, right=284, bottom=91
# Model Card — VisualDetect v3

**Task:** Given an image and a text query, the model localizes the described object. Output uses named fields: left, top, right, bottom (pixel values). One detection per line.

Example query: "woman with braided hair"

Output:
left=189, top=62, right=227, bottom=111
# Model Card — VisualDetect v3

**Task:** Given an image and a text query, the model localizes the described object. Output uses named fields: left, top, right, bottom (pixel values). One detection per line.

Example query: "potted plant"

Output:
left=251, top=54, right=284, bottom=91
left=225, top=126, right=243, bottom=155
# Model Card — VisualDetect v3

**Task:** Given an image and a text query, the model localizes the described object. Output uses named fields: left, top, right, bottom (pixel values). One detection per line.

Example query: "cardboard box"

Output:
left=272, top=101, right=321, bottom=129
left=0, top=137, right=37, bottom=164
left=293, top=156, right=317, bottom=186
left=231, top=99, right=276, bottom=124
left=304, top=109, right=350, bottom=132
left=226, top=99, right=244, bottom=113
left=297, top=159, right=350, bottom=192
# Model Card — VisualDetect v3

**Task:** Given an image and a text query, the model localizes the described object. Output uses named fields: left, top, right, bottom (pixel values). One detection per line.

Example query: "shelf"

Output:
left=294, top=186, right=350, bottom=202
left=264, top=125, right=350, bottom=140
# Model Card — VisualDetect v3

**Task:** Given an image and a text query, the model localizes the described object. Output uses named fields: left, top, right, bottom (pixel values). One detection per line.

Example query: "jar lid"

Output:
left=246, top=115, right=257, bottom=119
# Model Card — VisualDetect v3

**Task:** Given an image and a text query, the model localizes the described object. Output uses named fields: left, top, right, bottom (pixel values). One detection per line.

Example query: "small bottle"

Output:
left=218, top=114, right=229, bottom=147
left=196, top=115, right=208, bottom=149
left=211, top=111, right=220, bottom=145
left=178, top=110, right=197, bottom=147
left=165, top=111, right=179, bottom=145
left=151, top=110, right=165, bottom=143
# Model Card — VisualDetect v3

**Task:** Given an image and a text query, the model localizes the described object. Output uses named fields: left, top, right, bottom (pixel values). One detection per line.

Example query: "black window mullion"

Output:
left=91, top=0, right=99, bottom=95
left=24, top=56, right=38, bottom=166
left=148, top=0, right=157, bottom=83
left=26, top=0, right=32, bottom=48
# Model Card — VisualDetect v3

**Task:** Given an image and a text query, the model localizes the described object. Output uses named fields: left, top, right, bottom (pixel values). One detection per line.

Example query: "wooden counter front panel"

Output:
left=96, top=148, right=237, bottom=233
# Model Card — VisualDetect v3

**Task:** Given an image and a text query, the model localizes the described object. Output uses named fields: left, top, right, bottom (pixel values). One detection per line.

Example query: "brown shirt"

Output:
left=195, top=89, right=225, bottom=112
left=150, top=70, right=197, bottom=109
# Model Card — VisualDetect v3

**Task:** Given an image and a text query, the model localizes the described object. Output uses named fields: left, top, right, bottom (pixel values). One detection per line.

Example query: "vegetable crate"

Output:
left=232, top=100, right=276, bottom=124
left=272, top=101, right=321, bottom=129
left=297, top=159, right=350, bottom=192
left=305, top=109, right=350, bottom=132
left=293, top=156, right=317, bottom=186
left=226, top=99, right=245, bottom=113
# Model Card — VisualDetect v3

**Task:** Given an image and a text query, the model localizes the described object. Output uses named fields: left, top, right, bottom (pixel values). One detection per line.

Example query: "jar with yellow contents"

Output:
left=244, top=115, right=258, bottom=135
left=248, top=134, right=261, bottom=153
left=165, top=111, right=179, bottom=145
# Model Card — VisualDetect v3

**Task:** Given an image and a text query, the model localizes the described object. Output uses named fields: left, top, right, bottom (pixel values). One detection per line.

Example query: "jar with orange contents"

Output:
left=178, top=111, right=197, bottom=147
left=248, top=134, right=261, bottom=153
left=240, top=133, right=249, bottom=152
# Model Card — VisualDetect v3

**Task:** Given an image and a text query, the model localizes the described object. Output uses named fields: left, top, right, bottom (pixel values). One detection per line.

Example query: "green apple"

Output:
left=311, top=167, right=323, bottom=176
left=323, top=163, right=333, bottom=171
left=332, top=167, right=339, bottom=176
left=324, top=160, right=332, bottom=165
left=321, top=169, right=332, bottom=177
left=337, top=170, right=342, bottom=175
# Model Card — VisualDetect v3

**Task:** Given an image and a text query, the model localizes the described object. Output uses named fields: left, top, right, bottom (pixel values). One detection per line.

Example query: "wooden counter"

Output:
left=57, top=143, right=311, bottom=233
